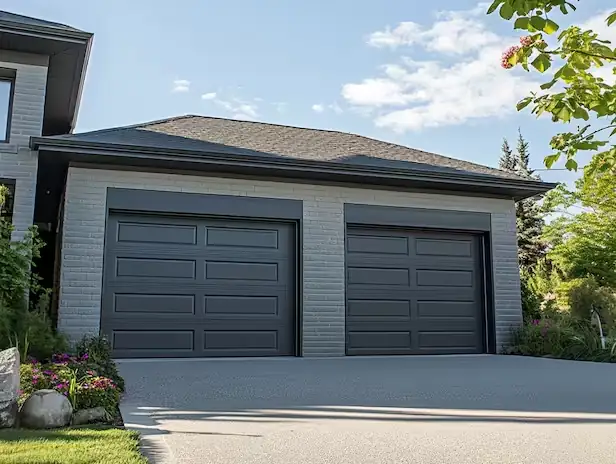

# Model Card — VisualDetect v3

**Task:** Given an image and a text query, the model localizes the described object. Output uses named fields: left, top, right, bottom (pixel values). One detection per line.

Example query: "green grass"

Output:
left=0, top=426, right=147, bottom=464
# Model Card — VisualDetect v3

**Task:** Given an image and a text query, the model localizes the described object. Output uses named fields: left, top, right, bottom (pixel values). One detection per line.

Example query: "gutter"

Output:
left=31, top=137, right=557, bottom=199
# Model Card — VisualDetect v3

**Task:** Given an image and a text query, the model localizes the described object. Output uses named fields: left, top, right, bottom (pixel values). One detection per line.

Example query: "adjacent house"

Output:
left=0, top=11, right=555, bottom=358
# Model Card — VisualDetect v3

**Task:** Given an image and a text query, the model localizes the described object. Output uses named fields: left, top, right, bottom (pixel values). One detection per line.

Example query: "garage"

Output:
left=344, top=202, right=490, bottom=356
left=101, top=212, right=297, bottom=358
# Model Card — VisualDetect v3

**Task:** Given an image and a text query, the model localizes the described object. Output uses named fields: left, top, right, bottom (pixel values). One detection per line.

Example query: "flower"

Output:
left=520, top=35, right=533, bottom=47
left=531, top=319, right=540, bottom=325
left=501, top=45, right=520, bottom=69
left=81, top=353, right=89, bottom=360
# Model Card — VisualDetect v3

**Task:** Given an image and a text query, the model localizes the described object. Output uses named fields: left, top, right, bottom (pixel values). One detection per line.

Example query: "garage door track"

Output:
left=118, top=355, right=616, bottom=464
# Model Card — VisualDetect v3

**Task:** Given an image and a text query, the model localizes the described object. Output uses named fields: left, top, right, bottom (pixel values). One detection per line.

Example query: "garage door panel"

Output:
left=346, top=226, right=485, bottom=356
left=103, top=214, right=296, bottom=358
left=116, top=222, right=198, bottom=245
left=416, top=269, right=474, bottom=287
left=347, top=299, right=411, bottom=318
left=115, top=257, right=196, bottom=279
left=347, top=234, right=409, bottom=255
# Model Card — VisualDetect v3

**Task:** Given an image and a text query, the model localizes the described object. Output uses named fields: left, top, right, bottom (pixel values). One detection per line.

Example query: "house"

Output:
left=0, top=11, right=554, bottom=358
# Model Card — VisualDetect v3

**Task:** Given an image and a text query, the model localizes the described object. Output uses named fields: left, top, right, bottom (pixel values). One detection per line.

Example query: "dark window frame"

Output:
left=0, top=75, right=16, bottom=143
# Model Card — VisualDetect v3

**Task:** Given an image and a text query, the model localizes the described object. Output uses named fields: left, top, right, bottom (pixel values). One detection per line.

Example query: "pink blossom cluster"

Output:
left=501, top=45, right=520, bottom=69
left=520, top=35, right=534, bottom=47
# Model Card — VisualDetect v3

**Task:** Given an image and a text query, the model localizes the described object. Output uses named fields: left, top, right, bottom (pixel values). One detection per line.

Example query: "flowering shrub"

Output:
left=507, top=316, right=616, bottom=362
left=19, top=352, right=121, bottom=413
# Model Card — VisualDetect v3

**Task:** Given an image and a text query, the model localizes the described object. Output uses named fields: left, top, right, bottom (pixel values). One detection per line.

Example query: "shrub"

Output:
left=507, top=315, right=616, bottom=362
left=521, top=273, right=542, bottom=321
left=77, top=376, right=120, bottom=411
left=0, top=212, right=66, bottom=360
left=558, top=277, right=616, bottom=328
left=75, top=335, right=124, bottom=392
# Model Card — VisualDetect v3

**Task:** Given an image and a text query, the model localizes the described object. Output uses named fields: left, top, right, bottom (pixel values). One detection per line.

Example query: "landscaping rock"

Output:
left=0, top=348, right=20, bottom=428
left=72, top=407, right=111, bottom=425
left=19, top=389, right=73, bottom=429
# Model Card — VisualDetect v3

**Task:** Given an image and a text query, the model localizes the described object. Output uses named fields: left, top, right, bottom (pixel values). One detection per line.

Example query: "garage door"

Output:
left=346, top=227, right=485, bottom=355
left=101, top=213, right=296, bottom=358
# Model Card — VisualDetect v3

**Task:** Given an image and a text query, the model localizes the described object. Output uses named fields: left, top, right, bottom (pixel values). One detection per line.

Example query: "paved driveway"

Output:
left=118, top=355, right=616, bottom=464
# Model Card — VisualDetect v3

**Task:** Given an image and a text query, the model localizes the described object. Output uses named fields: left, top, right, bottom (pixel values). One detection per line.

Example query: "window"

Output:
left=0, top=73, right=15, bottom=143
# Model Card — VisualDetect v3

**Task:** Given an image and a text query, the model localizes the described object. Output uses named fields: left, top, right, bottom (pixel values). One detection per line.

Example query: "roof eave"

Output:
left=31, top=137, right=556, bottom=200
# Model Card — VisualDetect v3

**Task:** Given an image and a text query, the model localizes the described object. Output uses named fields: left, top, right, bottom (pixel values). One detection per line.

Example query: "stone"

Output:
left=72, top=407, right=111, bottom=425
left=19, top=389, right=73, bottom=429
left=0, top=348, right=20, bottom=428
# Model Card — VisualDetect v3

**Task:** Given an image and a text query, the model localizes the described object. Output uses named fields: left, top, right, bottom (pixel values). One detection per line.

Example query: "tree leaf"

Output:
left=499, top=3, right=515, bottom=20
left=544, top=19, right=559, bottom=34
left=573, top=107, right=589, bottom=121
left=530, top=16, right=547, bottom=31
left=545, top=154, right=560, bottom=168
left=607, top=11, right=616, bottom=26
left=565, top=159, right=578, bottom=171
left=540, top=79, right=557, bottom=90
left=610, top=127, right=616, bottom=137
left=514, top=17, right=530, bottom=30
left=556, top=105, right=571, bottom=122
left=531, top=53, right=551, bottom=73
left=486, top=0, right=503, bottom=15
left=517, top=97, right=533, bottom=111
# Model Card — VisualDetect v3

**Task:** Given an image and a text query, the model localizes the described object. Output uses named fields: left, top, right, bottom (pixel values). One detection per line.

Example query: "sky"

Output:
left=5, top=0, right=615, bottom=185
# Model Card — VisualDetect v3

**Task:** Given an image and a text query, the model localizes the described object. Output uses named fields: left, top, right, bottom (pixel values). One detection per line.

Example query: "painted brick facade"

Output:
left=59, top=166, right=522, bottom=356
left=0, top=51, right=48, bottom=239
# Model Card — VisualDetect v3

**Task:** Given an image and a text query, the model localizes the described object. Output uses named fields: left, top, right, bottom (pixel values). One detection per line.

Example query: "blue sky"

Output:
left=6, top=0, right=614, bottom=185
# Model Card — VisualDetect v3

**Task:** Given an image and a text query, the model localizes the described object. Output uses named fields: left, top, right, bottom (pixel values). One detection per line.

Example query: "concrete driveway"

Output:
left=117, top=355, right=616, bottom=464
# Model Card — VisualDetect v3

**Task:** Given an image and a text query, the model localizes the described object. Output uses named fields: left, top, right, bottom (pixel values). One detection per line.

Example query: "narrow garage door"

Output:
left=101, top=213, right=296, bottom=358
left=346, top=227, right=485, bottom=355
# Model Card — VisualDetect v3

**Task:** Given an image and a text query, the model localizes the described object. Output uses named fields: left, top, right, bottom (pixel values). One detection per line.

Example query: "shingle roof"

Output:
left=0, top=11, right=85, bottom=33
left=47, top=115, right=533, bottom=181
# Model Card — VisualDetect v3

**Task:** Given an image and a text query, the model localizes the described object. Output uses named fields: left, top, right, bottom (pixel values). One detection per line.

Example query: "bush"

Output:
left=521, top=274, right=542, bottom=321
left=507, top=315, right=616, bottom=362
left=0, top=214, right=66, bottom=360
left=76, top=335, right=124, bottom=392
left=556, top=277, right=616, bottom=328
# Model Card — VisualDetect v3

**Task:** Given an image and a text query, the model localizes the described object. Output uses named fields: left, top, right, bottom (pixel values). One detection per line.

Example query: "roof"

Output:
left=41, top=115, right=530, bottom=181
left=0, top=11, right=85, bottom=33
left=0, top=10, right=92, bottom=135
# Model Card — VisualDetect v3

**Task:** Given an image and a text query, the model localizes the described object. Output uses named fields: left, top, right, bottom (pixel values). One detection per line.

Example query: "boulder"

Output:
left=0, top=348, right=20, bottom=428
left=72, top=407, right=111, bottom=425
left=19, top=389, right=73, bottom=429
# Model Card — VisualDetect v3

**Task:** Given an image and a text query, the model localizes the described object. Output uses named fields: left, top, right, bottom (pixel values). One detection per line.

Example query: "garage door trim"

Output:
left=344, top=203, right=495, bottom=355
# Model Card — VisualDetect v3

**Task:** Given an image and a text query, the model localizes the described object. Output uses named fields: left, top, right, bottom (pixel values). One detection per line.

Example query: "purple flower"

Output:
left=81, top=353, right=89, bottom=360
left=531, top=319, right=540, bottom=326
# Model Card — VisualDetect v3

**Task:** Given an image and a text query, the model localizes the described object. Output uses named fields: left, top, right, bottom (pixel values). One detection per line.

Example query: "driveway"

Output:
left=118, top=355, right=616, bottom=464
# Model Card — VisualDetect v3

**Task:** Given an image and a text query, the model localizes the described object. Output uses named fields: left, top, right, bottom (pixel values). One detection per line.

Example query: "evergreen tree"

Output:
left=499, top=131, right=546, bottom=272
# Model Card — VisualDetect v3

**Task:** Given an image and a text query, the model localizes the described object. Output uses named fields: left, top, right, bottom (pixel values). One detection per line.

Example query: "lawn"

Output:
left=0, top=426, right=147, bottom=464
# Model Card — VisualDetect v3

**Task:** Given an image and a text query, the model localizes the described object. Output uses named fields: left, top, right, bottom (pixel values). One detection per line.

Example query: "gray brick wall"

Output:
left=0, top=51, right=48, bottom=239
left=60, top=167, right=522, bottom=356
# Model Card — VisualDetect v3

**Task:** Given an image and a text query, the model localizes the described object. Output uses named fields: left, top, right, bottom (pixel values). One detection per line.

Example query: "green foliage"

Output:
left=499, top=131, right=546, bottom=272
left=556, top=277, right=616, bottom=327
left=542, top=160, right=616, bottom=287
left=507, top=315, right=616, bottom=361
left=487, top=1, right=616, bottom=176
left=0, top=209, right=66, bottom=360
left=75, top=335, right=125, bottom=392
left=521, top=273, right=542, bottom=321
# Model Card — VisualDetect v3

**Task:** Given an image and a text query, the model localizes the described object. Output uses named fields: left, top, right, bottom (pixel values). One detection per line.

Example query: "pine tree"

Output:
left=499, top=131, right=546, bottom=272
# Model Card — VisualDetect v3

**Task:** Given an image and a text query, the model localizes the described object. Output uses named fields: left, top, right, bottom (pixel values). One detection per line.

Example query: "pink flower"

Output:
left=501, top=45, right=520, bottom=69
left=520, top=35, right=533, bottom=47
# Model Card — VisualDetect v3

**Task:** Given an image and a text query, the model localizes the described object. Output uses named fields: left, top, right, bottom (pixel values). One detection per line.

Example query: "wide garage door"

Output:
left=101, top=213, right=296, bottom=358
left=346, top=227, right=485, bottom=355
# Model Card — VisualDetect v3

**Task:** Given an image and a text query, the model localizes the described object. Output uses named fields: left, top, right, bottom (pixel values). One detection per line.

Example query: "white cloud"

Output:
left=312, top=104, right=325, bottom=113
left=344, top=4, right=539, bottom=132
left=367, top=7, right=499, bottom=55
left=214, top=98, right=259, bottom=120
left=172, top=79, right=190, bottom=93
left=201, top=92, right=217, bottom=100
left=329, top=102, right=343, bottom=114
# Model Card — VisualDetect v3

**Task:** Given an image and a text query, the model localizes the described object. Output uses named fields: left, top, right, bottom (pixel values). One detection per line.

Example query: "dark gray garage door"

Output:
left=346, top=227, right=485, bottom=355
left=101, top=213, right=296, bottom=358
